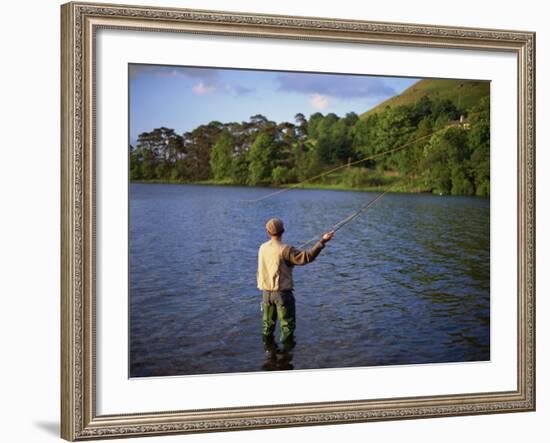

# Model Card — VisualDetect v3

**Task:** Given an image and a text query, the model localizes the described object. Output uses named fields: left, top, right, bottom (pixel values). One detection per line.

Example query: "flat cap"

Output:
left=265, top=218, right=285, bottom=235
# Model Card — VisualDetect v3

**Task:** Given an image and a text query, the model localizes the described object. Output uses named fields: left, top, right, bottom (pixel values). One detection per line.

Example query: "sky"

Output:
left=129, top=64, right=419, bottom=145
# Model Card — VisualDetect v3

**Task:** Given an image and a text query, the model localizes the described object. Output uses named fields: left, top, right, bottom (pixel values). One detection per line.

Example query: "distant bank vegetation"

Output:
left=130, top=80, right=490, bottom=196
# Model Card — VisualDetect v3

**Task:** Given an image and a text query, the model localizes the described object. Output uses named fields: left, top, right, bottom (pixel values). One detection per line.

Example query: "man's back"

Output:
left=256, top=237, right=329, bottom=291
left=257, top=239, right=294, bottom=291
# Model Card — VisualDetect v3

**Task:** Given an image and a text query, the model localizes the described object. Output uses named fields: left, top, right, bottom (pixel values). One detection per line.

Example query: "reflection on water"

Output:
left=262, top=336, right=295, bottom=371
left=129, top=184, right=490, bottom=377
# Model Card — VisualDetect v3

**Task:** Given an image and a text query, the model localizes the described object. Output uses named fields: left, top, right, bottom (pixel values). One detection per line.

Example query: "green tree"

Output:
left=423, top=127, right=471, bottom=194
left=432, top=98, right=461, bottom=121
left=132, top=127, right=184, bottom=180
left=468, top=96, right=490, bottom=196
left=306, top=112, right=324, bottom=141
left=209, top=130, right=235, bottom=180
left=412, top=95, right=433, bottom=123
left=451, top=164, right=474, bottom=195
left=129, top=147, right=143, bottom=180
left=374, top=106, right=415, bottom=170
left=294, top=113, right=308, bottom=138
left=271, top=166, right=293, bottom=185
left=230, top=153, right=250, bottom=185
left=398, top=116, right=433, bottom=176
left=293, top=142, right=322, bottom=182
left=311, top=113, right=346, bottom=164
left=248, top=131, right=277, bottom=185
left=181, top=121, right=224, bottom=181
left=141, top=149, right=158, bottom=180
left=352, top=114, right=379, bottom=161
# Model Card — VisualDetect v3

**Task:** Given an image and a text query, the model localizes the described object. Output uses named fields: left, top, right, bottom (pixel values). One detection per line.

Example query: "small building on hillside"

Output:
left=459, top=115, right=470, bottom=129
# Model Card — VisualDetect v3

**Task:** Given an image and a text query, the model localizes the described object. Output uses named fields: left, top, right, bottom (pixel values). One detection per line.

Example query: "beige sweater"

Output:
left=256, top=238, right=325, bottom=291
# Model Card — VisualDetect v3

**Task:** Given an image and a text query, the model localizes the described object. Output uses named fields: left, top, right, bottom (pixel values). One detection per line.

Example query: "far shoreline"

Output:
left=129, top=179, right=489, bottom=198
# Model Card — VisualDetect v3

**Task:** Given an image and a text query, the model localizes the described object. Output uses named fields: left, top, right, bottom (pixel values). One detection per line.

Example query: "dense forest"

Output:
left=130, top=82, right=490, bottom=196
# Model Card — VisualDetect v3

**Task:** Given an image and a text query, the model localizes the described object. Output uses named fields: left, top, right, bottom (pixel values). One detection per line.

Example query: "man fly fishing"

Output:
left=257, top=218, right=334, bottom=352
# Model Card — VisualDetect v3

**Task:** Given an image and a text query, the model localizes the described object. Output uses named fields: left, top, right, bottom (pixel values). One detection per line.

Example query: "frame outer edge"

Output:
left=61, top=2, right=77, bottom=442
left=532, top=32, right=536, bottom=411
left=527, top=31, right=536, bottom=410
left=518, top=31, right=535, bottom=410
left=60, top=1, right=536, bottom=439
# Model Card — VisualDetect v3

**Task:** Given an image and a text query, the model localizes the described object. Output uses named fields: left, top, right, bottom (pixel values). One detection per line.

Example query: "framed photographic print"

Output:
left=61, top=1, right=536, bottom=440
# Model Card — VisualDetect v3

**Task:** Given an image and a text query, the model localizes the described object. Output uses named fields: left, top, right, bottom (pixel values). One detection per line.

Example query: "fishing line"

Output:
left=245, top=123, right=459, bottom=248
left=241, top=124, right=456, bottom=204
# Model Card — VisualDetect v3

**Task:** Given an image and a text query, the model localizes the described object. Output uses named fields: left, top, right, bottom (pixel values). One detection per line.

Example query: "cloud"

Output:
left=129, top=64, right=218, bottom=81
left=310, top=93, right=330, bottom=110
left=192, top=82, right=217, bottom=95
left=224, top=84, right=255, bottom=96
left=130, top=64, right=254, bottom=97
left=178, top=67, right=218, bottom=80
left=276, top=72, right=396, bottom=99
left=234, top=85, right=255, bottom=96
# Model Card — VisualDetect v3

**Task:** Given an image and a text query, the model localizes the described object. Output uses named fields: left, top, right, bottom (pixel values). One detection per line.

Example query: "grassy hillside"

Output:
left=361, top=78, right=490, bottom=118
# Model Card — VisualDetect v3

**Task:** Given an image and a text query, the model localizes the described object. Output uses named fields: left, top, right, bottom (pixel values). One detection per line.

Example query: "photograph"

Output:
left=128, top=64, right=491, bottom=377
left=59, top=2, right=535, bottom=439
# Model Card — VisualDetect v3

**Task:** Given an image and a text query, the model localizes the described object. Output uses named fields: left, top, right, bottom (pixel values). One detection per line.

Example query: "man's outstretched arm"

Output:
left=282, top=231, right=334, bottom=266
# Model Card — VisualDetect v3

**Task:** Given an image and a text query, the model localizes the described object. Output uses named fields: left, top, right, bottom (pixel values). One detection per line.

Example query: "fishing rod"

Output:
left=297, top=159, right=426, bottom=249
left=241, top=124, right=457, bottom=204
left=298, top=190, right=388, bottom=249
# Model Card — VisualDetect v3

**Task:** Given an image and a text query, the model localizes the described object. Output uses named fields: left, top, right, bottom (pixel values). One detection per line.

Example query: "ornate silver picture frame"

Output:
left=61, top=1, right=535, bottom=440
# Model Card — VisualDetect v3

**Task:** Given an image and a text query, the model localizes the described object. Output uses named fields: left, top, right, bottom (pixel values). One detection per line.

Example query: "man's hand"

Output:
left=321, top=231, right=335, bottom=243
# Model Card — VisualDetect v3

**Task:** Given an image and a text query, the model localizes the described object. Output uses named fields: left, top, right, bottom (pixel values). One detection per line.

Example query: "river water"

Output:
left=129, top=184, right=490, bottom=377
